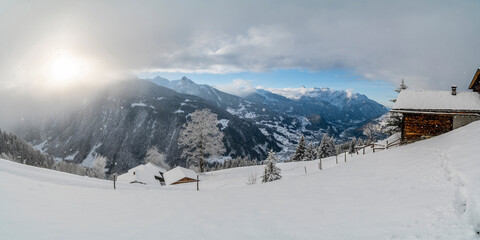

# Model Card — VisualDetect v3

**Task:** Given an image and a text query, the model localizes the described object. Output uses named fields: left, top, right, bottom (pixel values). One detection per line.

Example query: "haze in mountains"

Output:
left=6, top=76, right=387, bottom=174
left=150, top=76, right=388, bottom=142
left=14, top=79, right=279, bottom=174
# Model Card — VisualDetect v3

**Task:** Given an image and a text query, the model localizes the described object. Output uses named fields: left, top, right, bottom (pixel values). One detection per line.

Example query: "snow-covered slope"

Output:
left=2, top=121, right=480, bottom=239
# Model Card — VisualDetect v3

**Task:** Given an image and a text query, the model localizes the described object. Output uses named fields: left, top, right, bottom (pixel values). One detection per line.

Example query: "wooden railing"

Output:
left=354, top=138, right=401, bottom=154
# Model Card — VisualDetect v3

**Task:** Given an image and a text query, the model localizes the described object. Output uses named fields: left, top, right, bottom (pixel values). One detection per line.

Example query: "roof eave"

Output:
left=390, top=109, right=480, bottom=116
left=469, top=68, right=480, bottom=89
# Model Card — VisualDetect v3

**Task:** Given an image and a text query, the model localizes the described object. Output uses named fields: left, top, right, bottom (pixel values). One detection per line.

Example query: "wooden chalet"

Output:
left=391, top=69, right=480, bottom=142
left=163, top=166, right=198, bottom=185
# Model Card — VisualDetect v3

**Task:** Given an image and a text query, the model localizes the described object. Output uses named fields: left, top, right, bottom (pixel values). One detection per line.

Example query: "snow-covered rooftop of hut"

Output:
left=392, top=90, right=480, bottom=112
left=117, top=163, right=167, bottom=185
left=163, top=166, right=197, bottom=185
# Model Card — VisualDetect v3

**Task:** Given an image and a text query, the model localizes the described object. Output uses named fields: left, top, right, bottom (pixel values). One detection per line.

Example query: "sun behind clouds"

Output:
left=48, top=51, right=89, bottom=86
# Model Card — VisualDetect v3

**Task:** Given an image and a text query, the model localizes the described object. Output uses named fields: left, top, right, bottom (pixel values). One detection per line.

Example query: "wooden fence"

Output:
left=354, top=138, right=401, bottom=154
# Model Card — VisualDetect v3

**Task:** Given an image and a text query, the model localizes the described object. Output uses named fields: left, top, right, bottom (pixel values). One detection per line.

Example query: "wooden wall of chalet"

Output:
left=171, top=177, right=198, bottom=185
left=402, top=113, right=453, bottom=142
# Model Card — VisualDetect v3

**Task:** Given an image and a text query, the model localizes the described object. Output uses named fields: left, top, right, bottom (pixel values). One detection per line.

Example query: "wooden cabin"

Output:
left=163, top=166, right=198, bottom=185
left=391, top=69, right=480, bottom=143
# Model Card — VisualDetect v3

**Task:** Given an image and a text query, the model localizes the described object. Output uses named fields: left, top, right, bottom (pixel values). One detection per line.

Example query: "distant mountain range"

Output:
left=151, top=76, right=388, bottom=145
left=12, top=76, right=388, bottom=174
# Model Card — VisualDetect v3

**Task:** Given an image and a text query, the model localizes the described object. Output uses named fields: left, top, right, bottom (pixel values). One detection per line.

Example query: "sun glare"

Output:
left=48, top=52, right=88, bottom=85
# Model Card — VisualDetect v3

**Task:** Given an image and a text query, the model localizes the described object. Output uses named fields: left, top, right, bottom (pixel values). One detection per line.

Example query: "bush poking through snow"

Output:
left=246, top=171, right=258, bottom=185
left=262, top=150, right=282, bottom=183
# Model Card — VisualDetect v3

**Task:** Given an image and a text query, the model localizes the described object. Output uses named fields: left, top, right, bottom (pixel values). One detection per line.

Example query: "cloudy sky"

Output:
left=1, top=0, right=479, bottom=106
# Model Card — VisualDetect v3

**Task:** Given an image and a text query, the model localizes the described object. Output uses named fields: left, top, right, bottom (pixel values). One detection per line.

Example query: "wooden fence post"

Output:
left=363, top=147, right=365, bottom=155
left=344, top=152, right=347, bottom=162
left=372, top=145, right=375, bottom=153
left=197, top=175, right=199, bottom=191
left=113, top=173, right=117, bottom=190
left=336, top=155, right=338, bottom=164
left=386, top=140, right=389, bottom=149
left=319, top=158, right=322, bottom=170
left=304, top=166, right=307, bottom=174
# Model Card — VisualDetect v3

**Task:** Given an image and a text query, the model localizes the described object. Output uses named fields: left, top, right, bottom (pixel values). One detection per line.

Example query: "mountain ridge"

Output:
left=149, top=76, right=388, bottom=143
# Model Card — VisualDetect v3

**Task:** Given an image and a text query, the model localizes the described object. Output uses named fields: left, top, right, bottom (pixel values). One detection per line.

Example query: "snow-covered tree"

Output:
left=291, top=135, right=306, bottom=161
left=386, top=79, right=407, bottom=133
left=262, top=150, right=282, bottom=183
left=91, top=155, right=107, bottom=179
left=348, top=137, right=357, bottom=154
left=304, top=143, right=315, bottom=161
left=0, top=129, right=54, bottom=169
left=178, top=109, right=226, bottom=172
left=384, top=112, right=403, bottom=135
left=317, top=134, right=336, bottom=158
left=145, top=146, right=170, bottom=170
left=363, top=123, right=380, bottom=144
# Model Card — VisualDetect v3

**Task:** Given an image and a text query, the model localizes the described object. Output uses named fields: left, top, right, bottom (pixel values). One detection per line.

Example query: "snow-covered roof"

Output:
left=163, top=166, right=198, bottom=185
left=392, top=90, right=480, bottom=112
left=117, top=163, right=167, bottom=185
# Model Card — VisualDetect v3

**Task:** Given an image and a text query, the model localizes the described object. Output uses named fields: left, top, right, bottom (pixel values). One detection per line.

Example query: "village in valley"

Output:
left=1, top=1, right=480, bottom=239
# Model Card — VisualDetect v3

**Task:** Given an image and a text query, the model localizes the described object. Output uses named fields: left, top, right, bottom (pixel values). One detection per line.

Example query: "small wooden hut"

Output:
left=391, top=69, right=480, bottom=142
left=163, top=166, right=198, bottom=185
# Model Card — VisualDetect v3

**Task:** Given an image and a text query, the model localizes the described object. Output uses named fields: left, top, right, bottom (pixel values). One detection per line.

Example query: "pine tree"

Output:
left=394, top=79, right=408, bottom=93
left=291, top=135, right=306, bottom=161
left=317, top=134, right=336, bottom=158
left=348, top=137, right=357, bottom=154
left=326, top=136, right=336, bottom=157
left=384, top=112, right=403, bottom=135
left=304, top=143, right=315, bottom=161
left=386, top=79, right=408, bottom=133
left=178, top=109, right=226, bottom=172
left=317, top=135, right=327, bottom=159
left=262, top=150, right=282, bottom=183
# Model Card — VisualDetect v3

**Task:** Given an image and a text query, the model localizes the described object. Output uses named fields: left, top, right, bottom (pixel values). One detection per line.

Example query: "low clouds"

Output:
left=217, top=79, right=256, bottom=97
left=0, top=0, right=479, bottom=91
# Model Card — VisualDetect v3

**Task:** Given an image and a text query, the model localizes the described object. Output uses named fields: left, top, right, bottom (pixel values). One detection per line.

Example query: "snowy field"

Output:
left=2, top=122, right=480, bottom=239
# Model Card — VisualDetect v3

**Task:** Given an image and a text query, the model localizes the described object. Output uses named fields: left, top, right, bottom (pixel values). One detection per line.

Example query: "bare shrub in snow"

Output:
left=246, top=171, right=258, bottom=185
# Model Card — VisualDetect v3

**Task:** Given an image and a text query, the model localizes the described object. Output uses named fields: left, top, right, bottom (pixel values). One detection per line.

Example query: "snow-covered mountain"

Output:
left=150, top=76, right=388, bottom=148
left=15, top=79, right=280, bottom=174
left=10, top=76, right=387, bottom=173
